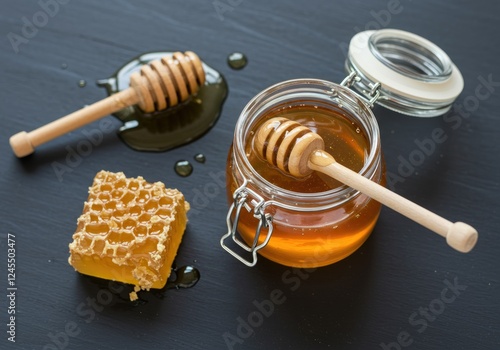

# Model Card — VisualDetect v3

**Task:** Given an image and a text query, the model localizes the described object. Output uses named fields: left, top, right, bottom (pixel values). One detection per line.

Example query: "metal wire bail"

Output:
left=340, top=71, right=381, bottom=108
left=220, top=179, right=273, bottom=267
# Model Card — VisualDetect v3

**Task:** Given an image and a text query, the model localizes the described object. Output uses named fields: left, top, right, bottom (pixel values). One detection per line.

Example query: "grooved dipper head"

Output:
left=254, top=117, right=324, bottom=177
left=130, top=51, right=205, bottom=113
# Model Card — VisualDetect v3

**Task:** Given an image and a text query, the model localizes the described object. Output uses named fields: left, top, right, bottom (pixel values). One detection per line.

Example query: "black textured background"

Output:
left=0, top=1, right=499, bottom=349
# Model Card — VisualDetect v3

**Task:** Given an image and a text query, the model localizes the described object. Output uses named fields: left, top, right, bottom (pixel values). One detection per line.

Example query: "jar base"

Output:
left=236, top=210, right=381, bottom=268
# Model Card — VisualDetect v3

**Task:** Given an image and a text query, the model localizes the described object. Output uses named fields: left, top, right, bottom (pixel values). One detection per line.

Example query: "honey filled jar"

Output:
left=221, top=29, right=464, bottom=267
left=223, top=79, right=384, bottom=268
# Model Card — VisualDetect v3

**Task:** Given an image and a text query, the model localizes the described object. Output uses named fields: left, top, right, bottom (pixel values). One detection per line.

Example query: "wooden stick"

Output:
left=254, top=117, right=478, bottom=253
left=10, top=51, right=205, bottom=158
left=308, top=150, right=477, bottom=252
left=10, top=89, right=138, bottom=158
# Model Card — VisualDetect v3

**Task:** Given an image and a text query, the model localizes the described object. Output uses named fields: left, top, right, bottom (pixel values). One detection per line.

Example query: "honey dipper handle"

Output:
left=10, top=88, right=139, bottom=157
left=308, top=150, right=478, bottom=253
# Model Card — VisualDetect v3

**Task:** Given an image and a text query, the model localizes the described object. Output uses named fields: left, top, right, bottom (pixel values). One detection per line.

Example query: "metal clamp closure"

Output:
left=220, top=179, right=273, bottom=267
left=341, top=71, right=381, bottom=108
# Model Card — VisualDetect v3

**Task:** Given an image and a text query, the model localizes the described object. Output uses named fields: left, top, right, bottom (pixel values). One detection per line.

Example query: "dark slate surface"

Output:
left=1, top=1, right=499, bottom=349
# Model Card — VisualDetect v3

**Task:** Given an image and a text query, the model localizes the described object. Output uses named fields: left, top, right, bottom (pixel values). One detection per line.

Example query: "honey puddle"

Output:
left=97, top=52, right=228, bottom=152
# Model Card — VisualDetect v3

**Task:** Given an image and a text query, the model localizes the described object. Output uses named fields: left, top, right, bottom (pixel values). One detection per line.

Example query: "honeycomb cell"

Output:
left=159, top=196, right=173, bottom=207
left=107, top=231, right=135, bottom=244
left=128, top=180, right=139, bottom=191
left=129, top=205, right=142, bottom=216
left=68, top=170, right=190, bottom=296
left=150, top=222, right=164, bottom=235
left=91, top=203, right=103, bottom=211
left=134, top=225, right=148, bottom=237
left=138, top=213, right=151, bottom=223
left=122, top=218, right=137, bottom=230
left=98, top=193, right=111, bottom=202
left=111, top=190, right=123, bottom=199
left=100, top=184, right=112, bottom=192
left=121, top=191, right=135, bottom=205
left=93, top=240, right=105, bottom=254
left=115, top=246, right=128, bottom=259
left=138, top=190, right=150, bottom=203
left=115, top=179, right=126, bottom=188
left=104, top=201, right=117, bottom=210
left=86, top=223, right=109, bottom=235
left=145, top=200, right=159, bottom=213
left=79, top=236, right=92, bottom=249
left=155, top=208, right=171, bottom=219
left=113, top=209, right=127, bottom=218
left=100, top=211, right=111, bottom=220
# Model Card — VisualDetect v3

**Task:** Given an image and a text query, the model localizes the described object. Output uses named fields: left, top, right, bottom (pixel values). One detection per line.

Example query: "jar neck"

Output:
left=233, top=79, right=382, bottom=211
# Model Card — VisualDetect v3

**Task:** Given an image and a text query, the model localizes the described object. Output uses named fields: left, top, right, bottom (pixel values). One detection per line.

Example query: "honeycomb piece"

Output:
left=68, top=170, right=190, bottom=293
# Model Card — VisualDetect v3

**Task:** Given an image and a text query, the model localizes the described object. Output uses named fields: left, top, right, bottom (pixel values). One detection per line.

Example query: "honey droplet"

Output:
left=227, top=52, right=248, bottom=70
left=78, top=80, right=87, bottom=88
left=166, top=265, right=200, bottom=289
left=194, top=153, right=206, bottom=163
left=174, top=160, right=193, bottom=177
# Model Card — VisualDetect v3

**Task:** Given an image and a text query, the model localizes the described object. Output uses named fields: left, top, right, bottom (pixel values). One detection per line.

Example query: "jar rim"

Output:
left=233, top=78, right=382, bottom=210
left=346, top=29, right=464, bottom=117
left=368, top=29, right=453, bottom=83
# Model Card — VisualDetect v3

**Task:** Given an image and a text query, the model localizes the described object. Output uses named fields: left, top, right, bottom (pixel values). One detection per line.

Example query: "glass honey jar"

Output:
left=222, top=79, right=384, bottom=268
left=221, top=29, right=464, bottom=267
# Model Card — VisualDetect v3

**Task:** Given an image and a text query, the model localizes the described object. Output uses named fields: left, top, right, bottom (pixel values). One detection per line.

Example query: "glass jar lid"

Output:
left=345, top=29, right=464, bottom=117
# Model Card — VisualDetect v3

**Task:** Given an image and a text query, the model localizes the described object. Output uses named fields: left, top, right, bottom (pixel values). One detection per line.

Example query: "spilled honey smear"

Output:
left=97, top=52, right=228, bottom=152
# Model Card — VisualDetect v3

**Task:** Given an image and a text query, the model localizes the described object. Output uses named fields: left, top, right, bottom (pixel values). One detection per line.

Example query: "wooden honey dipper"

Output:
left=10, top=51, right=205, bottom=158
left=255, top=117, right=478, bottom=253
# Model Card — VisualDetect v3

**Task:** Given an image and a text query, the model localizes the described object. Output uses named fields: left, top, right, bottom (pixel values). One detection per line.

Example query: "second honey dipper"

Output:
left=254, top=117, right=478, bottom=253
left=10, top=51, right=205, bottom=158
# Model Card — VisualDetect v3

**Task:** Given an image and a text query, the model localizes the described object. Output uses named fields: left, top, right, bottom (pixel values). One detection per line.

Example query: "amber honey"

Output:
left=247, top=104, right=367, bottom=192
left=225, top=79, right=385, bottom=267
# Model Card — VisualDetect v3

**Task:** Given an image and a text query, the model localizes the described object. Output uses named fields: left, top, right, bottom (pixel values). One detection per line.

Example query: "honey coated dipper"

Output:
left=255, top=117, right=478, bottom=253
left=10, top=51, right=205, bottom=158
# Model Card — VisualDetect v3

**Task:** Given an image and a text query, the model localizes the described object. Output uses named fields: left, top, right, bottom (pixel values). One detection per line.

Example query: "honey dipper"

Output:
left=255, top=117, right=478, bottom=253
left=10, top=51, right=205, bottom=158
